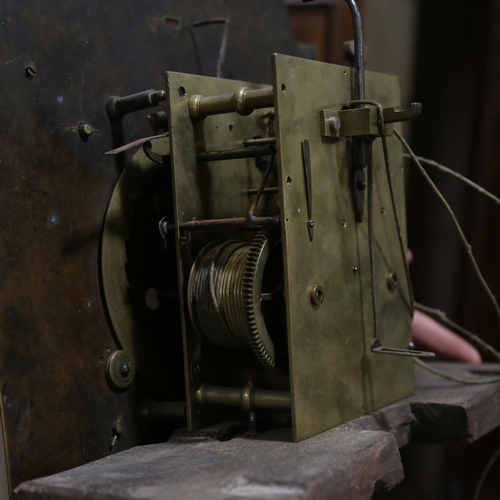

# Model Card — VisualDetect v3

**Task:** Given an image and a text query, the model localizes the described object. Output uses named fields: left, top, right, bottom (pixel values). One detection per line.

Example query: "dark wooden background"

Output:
left=0, top=0, right=299, bottom=492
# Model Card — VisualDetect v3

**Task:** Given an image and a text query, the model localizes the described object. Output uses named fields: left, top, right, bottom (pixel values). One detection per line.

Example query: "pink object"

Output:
left=412, top=309, right=482, bottom=364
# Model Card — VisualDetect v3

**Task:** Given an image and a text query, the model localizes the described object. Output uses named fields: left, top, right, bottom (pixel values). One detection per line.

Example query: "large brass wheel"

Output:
left=187, top=231, right=287, bottom=372
left=101, top=139, right=183, bottom=396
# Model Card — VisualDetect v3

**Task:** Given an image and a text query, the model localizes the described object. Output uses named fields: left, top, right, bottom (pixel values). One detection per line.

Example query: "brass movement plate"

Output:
left=166, top=56, right=414, bottom=440
left=272, top=54, right=414, bottom=441
left=166, top=72, right=286, bottom=431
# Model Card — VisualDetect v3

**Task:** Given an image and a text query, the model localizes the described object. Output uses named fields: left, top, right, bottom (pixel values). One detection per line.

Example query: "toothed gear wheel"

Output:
left=188, top=231, right=285, bottom=371
left=243, top=231, right=278, bottom=371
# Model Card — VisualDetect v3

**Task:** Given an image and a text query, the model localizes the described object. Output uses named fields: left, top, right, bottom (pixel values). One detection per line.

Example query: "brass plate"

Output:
left=166, top=72, right=287, bottom=430
left=272, top=54, right=414, bottom=441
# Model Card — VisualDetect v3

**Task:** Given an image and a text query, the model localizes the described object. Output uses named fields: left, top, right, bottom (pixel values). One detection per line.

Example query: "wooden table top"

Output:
left=14, top=362, right=500, bottom=500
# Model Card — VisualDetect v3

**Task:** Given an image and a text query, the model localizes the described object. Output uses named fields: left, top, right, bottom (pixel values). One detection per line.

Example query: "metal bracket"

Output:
left=320, top=108, right=382, bottom=138
left=384, top=103, right=422, bottom=123
left=371, top=338, right=435, bottom=359
left=320, top=103, right=421, bottom=139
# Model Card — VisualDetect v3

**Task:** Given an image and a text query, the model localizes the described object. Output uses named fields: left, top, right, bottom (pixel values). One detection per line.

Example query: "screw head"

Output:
left=331, top=115, right=341, bottom=131
left=308, top=219, right=315, bottom=228
left=106, top=350, right=135, bottom=390
left=356, top=180, right=367, bottom=191
left=114, top=423, right=124, bottom=435
left=26, top=63, right=37, bottom=77
left=119, top=361, right=131, bottom=378
left=78, top=123, right=94, bottom=137
left=408, top=341, right=415, bottom=350
left=387, top=272, right=398, bottom=291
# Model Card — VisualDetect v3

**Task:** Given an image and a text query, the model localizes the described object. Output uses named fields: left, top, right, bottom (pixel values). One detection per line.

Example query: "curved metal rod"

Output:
left=344, top=0, right=365, bottom=101
left=303, top=0, right=365, bottom=101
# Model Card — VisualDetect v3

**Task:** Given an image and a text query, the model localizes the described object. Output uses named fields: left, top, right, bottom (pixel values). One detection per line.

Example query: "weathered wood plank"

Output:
left=409, top=363, right=500, bottom=443
left=14, top=430, right=403, bottom=500
left=14, top=363, right=500, bottom=500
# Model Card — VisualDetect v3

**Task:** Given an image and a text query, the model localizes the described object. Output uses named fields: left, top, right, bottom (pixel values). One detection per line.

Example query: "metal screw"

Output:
left=331, top=115, right=341, bottom=131
left=110, top=422, right=124, bottom=450
left=341, top=220, right=347, bottom=228
left=408, top=341, right=415, bottom=350
left=106, top=350, right=135, bottom=389
left=26, top=63, right=37, bottom=78
left=352, top=266, right=358, bottom=273
left=114, top=423, right=124, bottom=436
left=78, top=123, right=94, bottom=137
left=308, top=219, right=315, bottom=228
left=387, top=272, right=398, bottom=291
left=356, top=180, right=366, bottom=191
left=119, top=361, right=131, bottom=378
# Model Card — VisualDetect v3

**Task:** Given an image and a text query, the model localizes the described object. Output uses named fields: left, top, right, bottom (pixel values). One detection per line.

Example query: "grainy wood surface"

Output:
left=14, top=362, right=500, bottom=500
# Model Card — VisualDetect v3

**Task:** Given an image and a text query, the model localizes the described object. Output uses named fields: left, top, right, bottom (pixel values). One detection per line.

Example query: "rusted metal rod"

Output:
left=197, top=146, right=273, bottom=162
left=243, top=137, right=276, bottom=147
left=248, top=150, right=276, bottom=221
left=106, top=89, right=167, bottom=121
left=189, top=86, right=274, bottom=120
left=179, top=216, right=279, bottom=231
left=344, top=0, right=365, bottom=102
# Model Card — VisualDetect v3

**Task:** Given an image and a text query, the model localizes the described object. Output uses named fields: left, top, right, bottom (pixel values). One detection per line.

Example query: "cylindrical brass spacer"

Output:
left=188, top=87, right=273, bottom=121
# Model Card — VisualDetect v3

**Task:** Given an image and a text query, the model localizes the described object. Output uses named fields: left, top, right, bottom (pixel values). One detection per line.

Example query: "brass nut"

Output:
left=310, top=285, right=324, bottom=306
left=106, top=350, right=136, bottom=390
